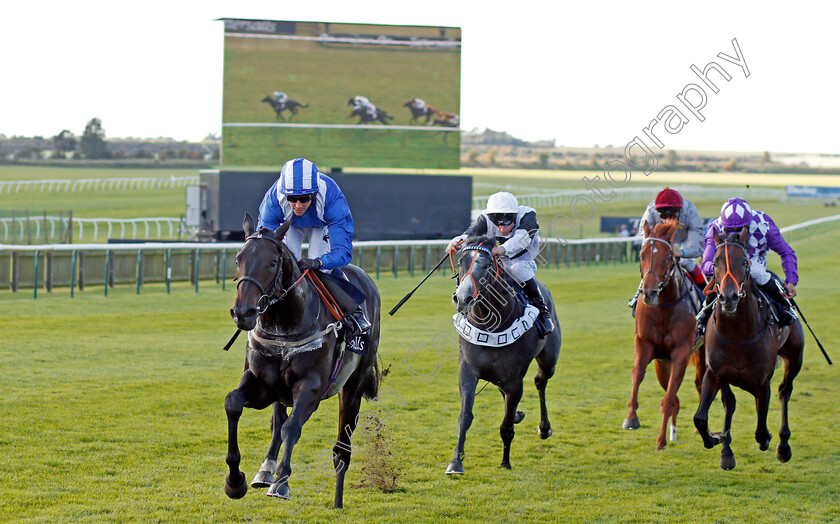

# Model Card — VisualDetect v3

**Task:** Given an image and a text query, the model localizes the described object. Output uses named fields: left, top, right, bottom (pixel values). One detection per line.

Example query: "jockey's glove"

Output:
left=298, top=258, right=322, bottom=272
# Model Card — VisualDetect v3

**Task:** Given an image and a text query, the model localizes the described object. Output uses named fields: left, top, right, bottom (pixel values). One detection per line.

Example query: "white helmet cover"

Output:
left=485, top=192, right=519, bottom=215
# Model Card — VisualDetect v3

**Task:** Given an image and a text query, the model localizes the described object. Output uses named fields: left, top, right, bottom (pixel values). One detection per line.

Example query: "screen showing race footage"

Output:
left=221, top=19, right=461, bottom=169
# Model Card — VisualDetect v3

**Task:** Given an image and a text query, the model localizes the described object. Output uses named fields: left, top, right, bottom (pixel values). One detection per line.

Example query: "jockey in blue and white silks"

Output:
left=258, top=158, right=353, bottom=271
left=257, top=158, right=370, bottom=337
left=273, top=91, right=288, bottom=105
left=447, top=191, right=554, bottom=338
left=696, top=197, right=799, bottom=335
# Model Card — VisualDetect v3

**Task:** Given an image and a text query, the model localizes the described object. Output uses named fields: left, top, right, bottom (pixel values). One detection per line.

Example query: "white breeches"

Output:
left=283, top=226, right=331, bottom=260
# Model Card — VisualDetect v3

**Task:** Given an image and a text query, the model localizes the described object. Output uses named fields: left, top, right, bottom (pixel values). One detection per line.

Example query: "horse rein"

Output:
left=641, top=236, right=677, bottom=294
left=713, top=241, right=748, bottom=299
left=455, top=245, right=502, bottom=298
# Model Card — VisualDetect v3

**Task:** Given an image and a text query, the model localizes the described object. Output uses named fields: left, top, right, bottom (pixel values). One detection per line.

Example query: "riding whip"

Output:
left=389, top=254, right=449, bottom=316
left=223, top=329, right=242, bottom=351
left=791, top=300, right=832, bottom=365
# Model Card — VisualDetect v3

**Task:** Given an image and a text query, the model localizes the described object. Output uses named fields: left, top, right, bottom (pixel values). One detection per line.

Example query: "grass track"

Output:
left=0, top=227, right=837, bottom=522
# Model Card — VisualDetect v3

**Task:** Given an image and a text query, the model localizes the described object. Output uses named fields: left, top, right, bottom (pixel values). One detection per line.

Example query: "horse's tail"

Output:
left=300, top=103, right=309, bottom=108
left=362, top=355, right=381, bottom=400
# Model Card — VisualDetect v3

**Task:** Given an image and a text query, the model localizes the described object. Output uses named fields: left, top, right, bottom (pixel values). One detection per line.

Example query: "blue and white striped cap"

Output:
left=279, top=158, right=320, bottom=195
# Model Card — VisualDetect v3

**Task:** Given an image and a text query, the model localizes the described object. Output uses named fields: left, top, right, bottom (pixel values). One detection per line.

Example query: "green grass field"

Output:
left=222, top=36, right=460, bottom=169
left=1, top=224, right=837, bottom=522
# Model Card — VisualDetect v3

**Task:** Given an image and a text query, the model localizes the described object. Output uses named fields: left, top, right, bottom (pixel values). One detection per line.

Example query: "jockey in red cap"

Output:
left=628, top=187, right=706, bottom=313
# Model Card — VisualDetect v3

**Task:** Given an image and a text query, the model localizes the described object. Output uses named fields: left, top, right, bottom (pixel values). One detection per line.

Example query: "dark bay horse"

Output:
left=446, top=236, right=561, bottom=475
left=623, top=221, right=705, bottom=449
left=693, top=227, right=804, bottom=470
left=261, top=96, right=309, bottom=119
left=347, top=105, right=393, bottom=125
left=403, top=99, right=437, bottom=124
left=225, top=213, right=380, bottom=508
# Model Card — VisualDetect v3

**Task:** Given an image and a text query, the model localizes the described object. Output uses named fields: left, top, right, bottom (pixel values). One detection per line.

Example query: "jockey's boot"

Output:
left=759, top=280, right=798, bottom=326
left=344, top=305, right=372, bottom=339
left=523, top=278, right=554, bottom=339
left=628, top=279, right=643, bottom=316
left=696, top=291, right=716, bottom=338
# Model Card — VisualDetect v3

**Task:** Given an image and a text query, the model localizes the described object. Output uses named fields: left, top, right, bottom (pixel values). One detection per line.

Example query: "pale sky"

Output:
left=3, top=1, right=839, bottom=154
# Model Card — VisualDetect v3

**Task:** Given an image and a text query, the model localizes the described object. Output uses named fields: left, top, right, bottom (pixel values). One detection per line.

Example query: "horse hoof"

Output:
left=720, top=450, right=735, bottom=471
left=251, top=470, right=274, bottom=489
left=224, top=472, right=248, bottom=499
left=500, top=461, right=511, bottom=470
left=720, top=453, right=736, bottom=471
left=656, top=441, right=666, bottom=451
left=266, top=480, right=290, bottom=499
left=622, top=418, right=640, bottom=430
left=538, top=426, right=553, bottom=440
left=759, top=439, right=771, bottom=452
left=514, top=410, right=525, bottom=424
left=776, top=442, right=792, bottom=463
left=445, top=461, right=464, bottom=475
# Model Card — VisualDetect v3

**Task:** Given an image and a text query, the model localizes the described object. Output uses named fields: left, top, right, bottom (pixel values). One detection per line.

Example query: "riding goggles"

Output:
left=287, top=194, right=314, bottom=203
left=488, top=213, right=516, bottom=227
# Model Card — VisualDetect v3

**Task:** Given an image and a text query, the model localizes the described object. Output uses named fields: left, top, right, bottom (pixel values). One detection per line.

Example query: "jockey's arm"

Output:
left=679, top=204, right=705, bottom=259
left=257, top=184, right=284, bottom=230
left=447, top=216, right=487, bottom=254
left=319, top=190, right=354, bottom=270
left=700, top=226, right=717, bottom=277
left=504, top=211, right=539, bottom=258
left=765, top=216, right=799, bottom=288
left=639, top=204, right=656, bottom=236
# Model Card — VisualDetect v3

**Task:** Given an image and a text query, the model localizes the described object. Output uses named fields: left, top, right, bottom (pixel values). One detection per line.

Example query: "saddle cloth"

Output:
left=453, top=305, right=539, bottom=347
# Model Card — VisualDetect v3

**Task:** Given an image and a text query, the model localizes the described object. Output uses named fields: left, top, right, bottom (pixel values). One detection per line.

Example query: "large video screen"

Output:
left=221, top=19, right=461, bottom=169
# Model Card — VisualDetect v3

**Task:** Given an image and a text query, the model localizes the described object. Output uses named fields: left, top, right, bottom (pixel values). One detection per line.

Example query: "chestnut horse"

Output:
left=446, top=236, right=561, bottom=474
left=623, top=221, right=705, bottom=449
left=693, top=227, right=804, bottom=470
left=225, top=214, right=380, bottom=508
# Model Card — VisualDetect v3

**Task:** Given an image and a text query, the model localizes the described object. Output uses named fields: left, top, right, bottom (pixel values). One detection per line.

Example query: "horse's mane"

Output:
left=651, top=220, right=678, bottom=240
left=464, top=235, right=495, bottom=249
left=726, top=231, right=743, bottom=244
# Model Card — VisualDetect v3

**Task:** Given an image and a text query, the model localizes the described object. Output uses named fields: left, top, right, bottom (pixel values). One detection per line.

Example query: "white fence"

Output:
left=0, top=175, right=198, bottom=194
left=2, top=214, right=838, bottom=297
left=0, top=216, right=186, bottom=242
left=471, top=185, right=786, bottom=210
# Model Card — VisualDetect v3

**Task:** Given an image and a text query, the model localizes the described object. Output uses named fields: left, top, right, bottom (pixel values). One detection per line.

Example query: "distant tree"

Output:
left=80, top=118, right=112, bottom=159
left=665, top=149, right=679, bottom=168
left=52, top=129, right=77, bottom=158
left=761, top=151, right=771, bottom=164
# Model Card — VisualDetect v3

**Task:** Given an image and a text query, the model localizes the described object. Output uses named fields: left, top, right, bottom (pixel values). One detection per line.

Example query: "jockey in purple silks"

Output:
left=695, top=197, right=799, bottom=336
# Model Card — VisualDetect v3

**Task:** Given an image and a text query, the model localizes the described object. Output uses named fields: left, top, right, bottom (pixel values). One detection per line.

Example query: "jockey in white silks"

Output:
left=257, top=157, right=371, bottom=338
left=446, top=191, right=554, bottom=338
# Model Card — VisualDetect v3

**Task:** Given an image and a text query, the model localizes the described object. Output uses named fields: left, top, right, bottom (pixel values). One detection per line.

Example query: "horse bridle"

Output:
left=641, top=236, right=677, bottom=294
left=237, top=232, right=305, bottom=314
left=713, top=241, right=749, bottom=299
left=456, top=244, right=502, bottom=298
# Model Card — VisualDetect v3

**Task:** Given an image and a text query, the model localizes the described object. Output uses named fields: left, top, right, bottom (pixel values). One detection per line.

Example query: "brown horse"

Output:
left=225, top=214, right=380, bottom=508
left=623, top=221, right=705, bottom=449
left=403, top=99, right=437, bottom=124
left=693, top=227, right=804, bottom=470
